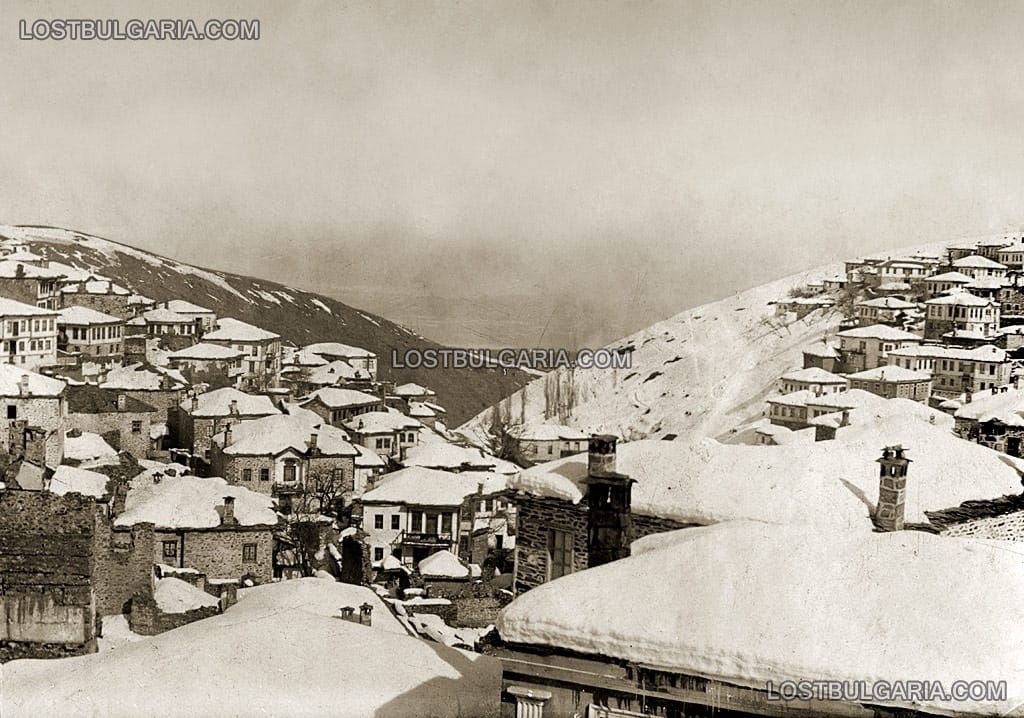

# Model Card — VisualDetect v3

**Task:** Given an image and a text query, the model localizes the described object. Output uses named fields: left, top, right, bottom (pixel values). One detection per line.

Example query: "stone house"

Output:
left=165, top=342, right=245, bottom=387
left=59, top=280, right=133, bottom=318
left=0, top=297, right=58, bottom=370
left=57, top=305, right=125, bottom=366
left=924, top=292, right=1000, bottom=341
left=507, top=423, right=590, bottom=463
left=835, top=324, right=923, bottom=372
left=854, top=296, right=916, bottom=326
left=126, top=307, right=203, bottom=352
left=66, top=384, right=158, bottom=459
left=922, top=270, right=972, bottom=297
left=299, top=387, right=384, bottom=425
left=776, top=367, right=847, bottom=396
left=357, top=466, right=505, bottom=568
left=302, top=341, right=378, bottom=381
left=0, top=260, right=63, bottom=309
left=343, top=411, right=422, bottom=461
left=209, top=413, right=357, bottom=512
left=160, top=299, right=217, bottom=333
left=203, top=318, right=282, bottom=392
left=890, top=344, right=1010, bottom=398
left=845, top=366, right=932, bottom=402
left=801, top=341, right=840, bottom=372
left=100, top=363, right=188, bottom=415
left=178, top=386, right=280, bottom=461
left=112, top=474, right=279, bottom=585
left=0, top=364, right=67, bottom=468
left=951, top=254, right=1009, bottom=280
left=393, top=382, right=437, bottom=404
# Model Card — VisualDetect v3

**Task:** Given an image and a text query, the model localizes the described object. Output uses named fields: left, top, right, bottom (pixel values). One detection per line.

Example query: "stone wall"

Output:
left=151, top=528, right=274, bottom=583
left=61, top=292, right=132, bottom=319
left=128, top=592, right=220, bottom=636
left=217, top=453, right=276, bottom=495
left=513, top=495, right=588, bottom=594
left=67, top=410, right=152, bottom=460
left=93, top=518, right=157, bottom=616
left=0, top=278, right=42, bottom=307
left=633, top=513, right=695, bottom=541
left=940, top=509, right=1024, bottom=541
left=0, top=490, right=98, bottom=660
left=0, top=397, right=65, bottom=468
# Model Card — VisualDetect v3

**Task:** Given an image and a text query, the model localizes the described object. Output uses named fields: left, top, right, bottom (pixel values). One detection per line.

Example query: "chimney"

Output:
left=309, top=432, right=318, bottom=451
left=965, top=387, right=973, bottom=404
left=14, top=264, right=24, bottom=279
left=875, top=446, right=910, bottom=532
left=588, top=434, right=618, bottom=477
left=221, top=496, right=236, bottom=525
left=1015, top=375, right=1021, bottom=390
left=840, top=409, right=850, bottom=427
left=229, top=399, right=239, bottom=416
left=992, top=386, right=999, bottom=395
left=584, top=434, right=635, bottom=568
left=116, top=393, right=127, bottom=411
left=17, top=375, right=29, bottom=397
left=223, top=423, right=233, bottom=446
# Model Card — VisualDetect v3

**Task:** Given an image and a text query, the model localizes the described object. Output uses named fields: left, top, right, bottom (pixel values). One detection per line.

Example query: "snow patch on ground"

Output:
left=311, top=298, right=332, bottom=314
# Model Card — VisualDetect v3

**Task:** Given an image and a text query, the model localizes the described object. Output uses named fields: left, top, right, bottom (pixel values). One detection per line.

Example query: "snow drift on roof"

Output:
left=0, top=297, right=58, bottom=316
left=344, top=410, right=421, bottom=433
left=362, top=467, right=507, bottom=506
left=64, top=431, right=118, bottom=464
left=190, top=387, right=279, bottom=418
left=220, top=414, right=356, bottom=457
left=203, top=317, right=279, bottom=342
left=153, top=577, right=220, bottom=614
left=497, top=521, right=1024, bottom=717
left=115, top=475, right=277, bottom=529
left=402, top=442, right=519, bottom=474
left=0, top=364, right=65, bottom=397
left=58, top=306, right=122, bottom=325
left=418, top=549, right=471, bottom=579
left=836, top=324, right=921, bottom=340
left=48, top=465, right=109, bottom=498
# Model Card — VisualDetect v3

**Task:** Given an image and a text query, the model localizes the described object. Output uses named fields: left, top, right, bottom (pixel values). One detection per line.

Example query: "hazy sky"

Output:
left=3, top=0, right=1024, bottom=348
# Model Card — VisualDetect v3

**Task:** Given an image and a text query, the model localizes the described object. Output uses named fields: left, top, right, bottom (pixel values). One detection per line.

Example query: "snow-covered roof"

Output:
left=354, top=444, right=386, bottom=468
left=302, top=387, right=380, bottom=409
left=402, top=442, right=519, bottom=474
left=801, top=341, right=839, bottom=358
left=511, top=419, right=1022, bottom=528
left=304, top=341, right=375, bottom=359
left=924, top=270, right=972, bottom=283
left=954, top=385, right=1024, bottom=425
left=952, top=254, right=1008, bottom=269
left=418, top=549, right=470, bottom=579
left=857, top=296, right=915, bottom=309
left=48, top=465, right=110, bottom=498
left=190, top=387, right=280, bottom=418
left=836, top=324, right=921, bottom=341
left=750, top=419, right=816, bottom=445
left=285, top=347, right=329, bottom=367
left=343, top=410, right=422, bottom=434
left=115, top=475, right=278, bottom=529
left=0, top=297, right=58, bottom=317
left=64, top=431, right=118, bottom=464
left=394, top=382, right=436, bottom=397
left=362, top=467, right=506, bottom=506
left=996, top=243, right=1024, bottom=254
left=139, top=307, right=195, bottom=324
left=805, top=388, right=888, bottom=411
left=127, top=293, right=154, bottom=306
left=62, top=279, right=130, bottom=296
left=0, top=260, right=64, bottom=278
left=0, top=364, right=65, bottom=397
left=1, top=577, right=499, bottom=717
left=778, top=367, right=847, bottom=384
left=153, top=577, right=220, bottom=614
left=496, top=521, right=1024, bottom=717
left=873, top=281, right=911, bottom=291
left=845, top=366, right=931, bottom=382
left=58, top=306, right=122, bottom=325
left=964, top=276, right=1008, bottom=289
left=101, top=364, right=186, bottom=391
left=506, top=423, right=590, bottom=441
left=163, top=299, right=215, bottom=315
left=807, top=398, right=952, bottom=431
left=888, top=343, right=1007, bottom=362
left=219, top=414, right=356, bottom=457
left=166, top=343, right=244, bottom=361
left=925, top=291, right=995, bottom=306
left=307, top=360, right=368, bottom=384
left=204, top=317, right=279, bottom=342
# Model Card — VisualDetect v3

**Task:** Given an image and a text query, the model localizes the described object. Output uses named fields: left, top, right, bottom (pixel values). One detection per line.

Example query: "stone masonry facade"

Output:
left=0, top=490, right=98, bottom=661
left=152, top=528, right=274, bottom=583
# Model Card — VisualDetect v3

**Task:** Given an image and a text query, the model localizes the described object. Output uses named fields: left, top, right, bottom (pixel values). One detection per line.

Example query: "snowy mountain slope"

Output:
left=459, top=241, right=951, bottom=444
left=0, top=225, right=530, bottom=425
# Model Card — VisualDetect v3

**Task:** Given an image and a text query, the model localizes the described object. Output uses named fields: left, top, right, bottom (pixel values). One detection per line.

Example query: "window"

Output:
left=374, top=547, right=384, bottom=562
left=441, top=513, right=453, bottom=534
left=390, top=515, right=400, bottom=530
left=6, top=405, right=15, bottom=419
left=131, top=420, right=142, bottom=434
left=374, top=513, right=384, bottom=529
left=547, top=528, right=574, bottom=581
left=425, top=512, right=439, bottom=535
left=410, top=511, right=423, bottom=531
left=162, top=540, right=178, bottom=559
left=242, top=543, right=258, bottom=563
left=242, top=468, right=252, bottom=482
left=283, top=461, right=297, bottom=483
left=259, top=468, right=269, bottom=482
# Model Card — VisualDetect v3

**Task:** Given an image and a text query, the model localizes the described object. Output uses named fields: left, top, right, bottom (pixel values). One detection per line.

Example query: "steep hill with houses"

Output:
left=459, top=241, right=951, bottom=445
left=0, top=225, right=530, bottom=425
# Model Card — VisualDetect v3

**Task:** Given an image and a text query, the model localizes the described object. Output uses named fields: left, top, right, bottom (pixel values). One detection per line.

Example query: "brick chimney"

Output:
left=17, top=375, right=29, bottom=397
left=229, top=399, right=239, bottom=416
left=309, top=431, right=318, bottom=451
left=584, top=435, right=635, bottom=568
left=840, top=409, right=850, bottom=427
left=116, top=393, right=127, bottom=411
left=875, top=445, right=910, bottom=532
left=221, top=496, right=236, bottom=525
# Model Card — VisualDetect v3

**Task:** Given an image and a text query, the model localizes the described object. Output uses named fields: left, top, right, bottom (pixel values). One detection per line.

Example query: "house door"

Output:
left=1008, top=437, right=1021, bottom=457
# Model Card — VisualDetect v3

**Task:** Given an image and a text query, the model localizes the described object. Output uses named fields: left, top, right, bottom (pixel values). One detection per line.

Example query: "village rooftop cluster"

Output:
left=3, top=232, right=1024, bottom=717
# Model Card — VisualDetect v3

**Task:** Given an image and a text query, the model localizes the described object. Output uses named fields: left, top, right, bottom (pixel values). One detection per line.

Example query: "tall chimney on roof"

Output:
left=840, top=409, right=850, bottom=427
left=588, top=435, right=617, bottom=477
left=309, top=432, right=318, bottom=451
left=229, top=399, right=239, bottom=416
left=223, top=423, right=233, bottom=446
left=116, top=393, right=127, bottom=411
left=221, top=496, right=236, bottom=525
left=17, top=375, right=29, bottom=397
left=875, top=446, right=910, bottom=532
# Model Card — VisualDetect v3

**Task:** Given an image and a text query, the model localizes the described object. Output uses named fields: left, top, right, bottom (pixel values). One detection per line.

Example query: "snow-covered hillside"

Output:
left=0, top=225, right=531, bottom=424
left=460, top=242, right=950, bottom=443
